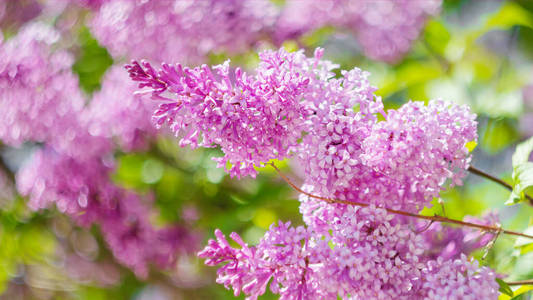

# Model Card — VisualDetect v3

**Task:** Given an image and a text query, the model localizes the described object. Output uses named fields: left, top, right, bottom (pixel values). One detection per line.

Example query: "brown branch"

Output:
left=268, top=163, right=533, bottom=240
left=468, top=166, right=533, bottom=205
left=506, top=280, right=533, bottom=286
left=0, top=154, right=15, bottom=183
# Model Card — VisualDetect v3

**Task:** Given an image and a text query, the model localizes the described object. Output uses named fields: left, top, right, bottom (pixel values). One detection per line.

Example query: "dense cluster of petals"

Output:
left=275, top=0, right=442, bottom=63
left=1, top=5, right=500, bottom=296
left=89, top=0, right=277, bottom=63
left=419, top=255, right=499, bottom=299
left=419, top=212, right=499, bottom=261
left=16, top=148, right=114, bottom=222
left=17, top=145, right=197, bottom=277
left=0, top=23, right=84, bottom=148
left=360, top=100, right=477, bottom=210
left=86, top=66, right=157, bottom=151
left=87, top=0, right=441, bottom=64
left=1, top=22, right=196, bottom=277
left=171, top=47, right=499, bottom=299
left=0, top=0, right=42, bottom=30
left=200, top=206, right=498, bottom=299
left=127, top=49, right=323, bottom=177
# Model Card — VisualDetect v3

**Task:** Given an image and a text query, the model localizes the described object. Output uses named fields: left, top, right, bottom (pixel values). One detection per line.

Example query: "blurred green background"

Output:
left=2, top=0, right=533, bottom=299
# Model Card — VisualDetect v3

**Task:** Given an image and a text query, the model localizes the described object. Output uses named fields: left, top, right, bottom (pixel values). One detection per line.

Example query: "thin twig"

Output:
left=268, top=163, right=533, bottom=240
left=506, top=280, right=533, bottom=286
left=0, top=154, right=15, bottom=183
left=468, top=166, right=533, bottom=205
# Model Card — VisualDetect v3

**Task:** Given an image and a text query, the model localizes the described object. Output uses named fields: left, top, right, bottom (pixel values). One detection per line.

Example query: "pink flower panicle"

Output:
left=16, top=148, right=114, bottom=223
left=420, top=255, right=499, bottom=299
left=17, top=145, right=197, bottom=278
left=127, top=49, right=322, bottom=178
left=86, top=66, right=157, bottom=151
left=88, top=0, right=440, bottom=64
left=187, top=47, right=496, bottom=298
left=6, top=24, right=198, bottom=276
left=275, top=0, right=442, bottom=63
left=89, top=0, right=277, bottom=64
left=359, top=100, right=477, bottom=210
left=298, top=99, right=475, bottom=213
left=99, top=191, right=199, bottom=277
left=420, top=212, right=499, bottom=261
left=0, top=23, right=84, bottom=148
left=199, top=222, right=333, bottom=300
left=200, top=207, right=498, bottom=299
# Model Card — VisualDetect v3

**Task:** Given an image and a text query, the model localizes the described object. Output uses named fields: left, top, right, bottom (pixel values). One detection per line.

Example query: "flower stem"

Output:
left=268, top=163, right=533, bottom=240
left=506, top=280, right=533, bottom=286
left=0, top=154, right=14, bottom=183
left=467, top=166, right=533, bottom=205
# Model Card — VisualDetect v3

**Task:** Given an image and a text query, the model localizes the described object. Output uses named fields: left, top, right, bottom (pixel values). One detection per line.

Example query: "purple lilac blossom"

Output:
left=185, top=47, right=497, bottom=298
left=0, top=0, right=42, bottom=31
left=16, top=148, right=114, bottom=224
left=200, top=206, right=498, bottom=299
left=89, top=0, right=277, bottom=64
left=7, top=23, right=198, bottom=275
left=128, top=47, right=477, bottom=210
left=99, top=191, right=199, bottom=277
left=0, top=23, right=84, bottom=148
left=275, top=0, right=441, bottom=63
left=86, top=65, right=158, bottom=151
left=298, top=96, right=475, bottom=213
left=419, top=255, right=499, bottom=299
left=360, top=100, right=477, bottom=209
left=17, top=146, right=199, bottom=278
left=199, top=222, right=334, bottom=299
left=127, top=48, right=316, bottom=178
left=419, top=212, right=499, bottom=261
left=15, top=126, right=196, bottom=277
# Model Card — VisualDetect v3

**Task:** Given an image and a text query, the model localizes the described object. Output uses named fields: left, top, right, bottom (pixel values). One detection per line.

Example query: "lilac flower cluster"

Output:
left=199, top=206, right=499, bottom=299
left=129, top=48, right=476, bottom=209
left=275, top=0, right=442, bottom=63
left=87, top=0, right=440, bottom=64
left=357, top=100, right=477, bottom=211
left=419, top=212, right=499, bottom=261
left=17, top=146, right=198, bottom=277
left=89, top=0, right=277, bottom=63
left=0, top=0, right=42, bottom=31
left=0, top=23, right=84, bottom=148
left=419, top=255, right=499, bottom=299
left=126, top=49, right=316, bottom=178
left=130, top=47, right=498, bottom=298
left=86, top=66, right=158, bottom=151
left=0, top=23, right=197, bottom=277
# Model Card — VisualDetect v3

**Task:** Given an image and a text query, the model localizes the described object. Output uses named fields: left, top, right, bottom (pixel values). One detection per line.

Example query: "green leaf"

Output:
left=514, top=226, right=533, bottom=254
left=497, top=278, right=514, bottom=297
left=511, top=285, right=533, bottom=299
left=507, top=162, right=533, bottom=204
left=466, top=140, right=478, bottom=153
left=377, top=61, right=442, bottom=97
left=512, top=136, right=533, bottom=167
left=507, top=137, right=533, bottom=204
left=485, top=2, right=533, bottom=31
left=424, top=19, right=451, bottom=56
left=72, top=26, right=113, bottom=93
